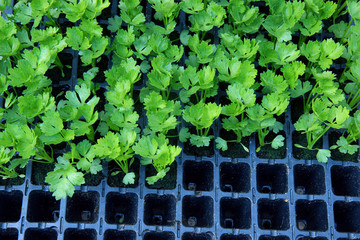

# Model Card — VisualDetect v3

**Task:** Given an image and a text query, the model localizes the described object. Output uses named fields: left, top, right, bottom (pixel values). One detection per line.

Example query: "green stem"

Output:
left=308, top=126, right=330, bottom=150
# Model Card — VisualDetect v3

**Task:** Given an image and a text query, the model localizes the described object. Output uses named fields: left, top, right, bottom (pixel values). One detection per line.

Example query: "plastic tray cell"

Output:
left=0, top=229, right=18, bottom=240
left=182, top=195, right=214, bottom=228
left=143, top=231, right=176, bottom=240
left=295, top=200, right=328, bottom=231
left=65, top=191, right=100, bottom=223
left=24, top=228, right=57, bottom=240
left=27, top=190, right=60, bottom=222
left=144, top=194, right=176, bottom=226
left=294, top=164, right=326, bottom=195
left=182, top=232, right=213, bottom=240
left=220, top=162, right=250, bottom=193
left=220, top=197, right=251, bottom=229
left=105, top=192, right=138, bottom=225
left=334, top=201, right=360, bottom=233
left=0, top=190, right=23, bottom=222
left=63, top=229, right=97, bottom=240
left=103, top=230, right=136, bottom=240
left=220, top=234, right=252, bottom=240
left=256, top=164, right=288, bottom=194
left=183, top=160, right=214, bottom=191
left=257, top=199, right=290, bottom=230
left=331, top=166, right=360, bottom=196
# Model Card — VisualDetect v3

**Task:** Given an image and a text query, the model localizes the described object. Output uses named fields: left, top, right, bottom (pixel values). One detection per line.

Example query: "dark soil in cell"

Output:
left=169, top=31, right=181, bottom=46
left=96, top=4, right=112, bottom=22
left=291, top=97, right=304, bottom=124
left=31, top=162, right=55, bottom=185
left=45, top=52, right=73, bottom=83
left=219, top=129, right=250, bottom=158
left=133, top=90, right=143, bottom=116
left=329, top=131, right=359, bottom=162
left=0, top=229, right=18, bottom=240
left=107, top=160, right=140, bottom=188
left=249, top=1, right=269, bottom=15
left=256, top=131, right=286, bottom=159
left=66, top=191, right=100, bottom=223
left=94, top=87, right=106, bottom=112
left=60, top=21, right=75, bottom=35
left=167, top=128, right=179, bottom=146
left=78, top=55, right=108, bottom=83
left=52, top=84, right=71, bottom=104
left=183, top=128, right=215, bottom=157
left=145, top=162, right=177, bottom=189
left=84, top=171, right=104, bottom=186
left=100, top=23, right=112, bottom=37
left=293, top=131, right=322, bottom=160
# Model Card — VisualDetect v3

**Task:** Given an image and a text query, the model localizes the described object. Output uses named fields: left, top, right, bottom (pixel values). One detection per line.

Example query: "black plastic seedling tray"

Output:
left=1, top=0, right=360, bottom=240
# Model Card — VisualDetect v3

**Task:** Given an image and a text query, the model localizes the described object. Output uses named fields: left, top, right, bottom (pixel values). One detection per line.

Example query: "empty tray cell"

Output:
left=295, top=200, right=328, bottom=231
left=105, top=192, right=138, bottom=225
left=0, top=229, right=18, bottom=240
left=24, top=228, right=57, bottom=240
left=182, top=195, right=214, bottom=228
left=257, top=164, right=288, bottom=194
left=27, top=191, right=60, bottom=222
left=334, top=201, right=360, bottom=233
left=182, top=233, right=212, bottom=240
left=220, top=197, right=251, bottom=229
left=294, top=164, right=326, bottom=195
left=64, top=229, right=97, bottom=240
left=0, top=190, right=23, bottom=222
left=258, top=199, right=290, bottom=230
left=66, top=191, right=99, bottom=223
left=183, top=160, right=213, bottom=191
left=220, top=234, right=252, bottom=240
left=331, top=166, right=360, bottom=196
left=104, top=230, right=136, bottom=240
left=144, top=194, right=176, bottom=226
left=259, top=236, right=290, bottom=240
left=143, top=231, right=175, bottom=240
left=220, top=162, right=250, bottom=193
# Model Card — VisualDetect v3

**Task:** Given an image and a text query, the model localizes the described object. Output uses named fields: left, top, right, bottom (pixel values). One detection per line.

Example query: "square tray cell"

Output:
left=64, top=229, right=97, bottom=240
left=334, top=201, right=360, bottom=233
left=258, top=199, right=290, bottom=230
left=331, top=166, right=360, bottom=196
left=105, top=192, right=138, bottom=225
left=24, top=228, right=57, bottom=240
left=295, top=200, right=328, bottom=231
left=182, top=195, right=214, bottom=228
left=66, top=191, right=99, bottom=223
left=27, top=191, right=60, bottom=222
left=294, top=164, right=326, bottom=195
left=220, top=234, right=251, bottom=240
left=220, top=162, right=250, bottom=193
left=144, top=194, right=176, bottom=226
left=259, top=236, right=290, bottom=240
left=220, top=197, right=251, bottom=229
left=257, top=164, right=288, bottom=194
left=143, top=231, right=175, bottom=240
left=104, top=230, right=136, bottom=240
left=0, top=229, right=18, bottom=240
left=183, top=160, right=213, bottom=191
left=0, top=190, right=23, bottom=222
left=182, top=233, right=213, bottom=240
